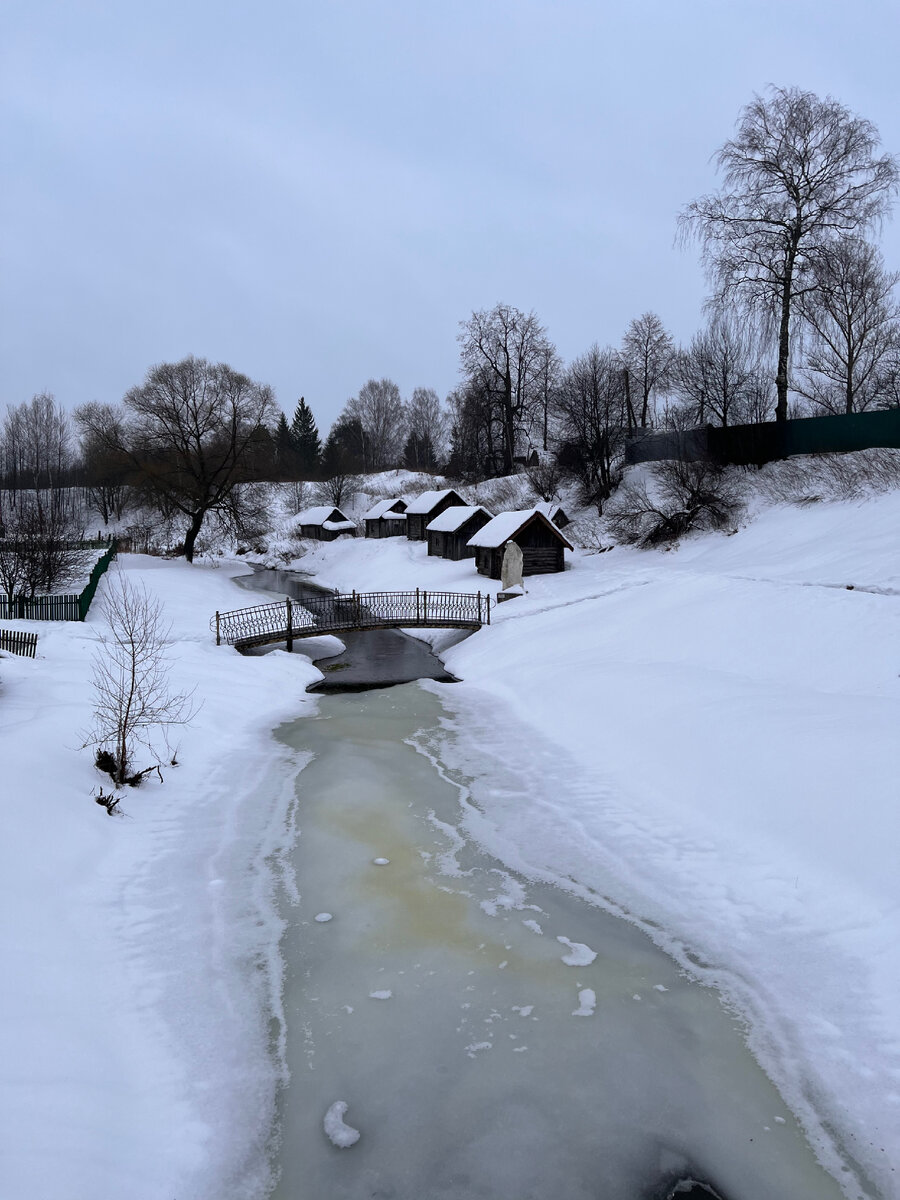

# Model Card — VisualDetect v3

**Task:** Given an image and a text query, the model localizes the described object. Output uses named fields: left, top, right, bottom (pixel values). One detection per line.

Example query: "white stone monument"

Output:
left=500, top=541, right=524, bottom=593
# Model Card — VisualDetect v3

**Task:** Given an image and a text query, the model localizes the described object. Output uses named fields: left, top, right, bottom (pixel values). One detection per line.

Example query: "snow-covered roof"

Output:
left=363, top=498, right=407, bottom=521
left=535, top=501, right=566, bottom=524
left=296, top=505, right=352, bottom=526
left=466, top=508, right=574, bottom=550
left=425, top=505, right=493, bottom=533
left=322, top=519, right=356, bottom=531
left=404, top=488, right=463, bottom=515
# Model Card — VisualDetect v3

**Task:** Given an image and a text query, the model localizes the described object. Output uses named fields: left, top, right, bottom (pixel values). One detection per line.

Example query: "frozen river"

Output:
left=268, top=684, right=853, bottom=1200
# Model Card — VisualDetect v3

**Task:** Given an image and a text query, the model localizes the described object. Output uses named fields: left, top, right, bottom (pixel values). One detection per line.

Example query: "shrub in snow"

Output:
left=607, top=460, right=744, bottom=547
left=82, top=575, right=196, bottom=786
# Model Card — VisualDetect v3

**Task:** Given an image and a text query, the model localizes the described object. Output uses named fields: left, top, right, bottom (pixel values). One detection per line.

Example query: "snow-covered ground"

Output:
left=284, top=490, right=900, bottom=1197
left=0, top=557, right=326, bottom=1199
left=1, top=473, right=899, bottom=1198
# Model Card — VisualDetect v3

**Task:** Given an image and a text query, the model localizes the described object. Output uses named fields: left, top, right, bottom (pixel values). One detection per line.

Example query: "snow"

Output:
left=315, top=912, right=333, bottom=922
left=322, top=1100, right=360, bottom=1148
left=572, top=989, right=597, bottom=1017
left=4, top=466, right=900, bottom=1199
left=368, top=990, right=393, bottom=1000
left=557, top=936, right=598, bottom=966
left=373, top=857, right=390, bottom=865
left=284, top=481, right=900, bottom=1199
left=404, top=488, right=463, bottom=514
left=361, top=498, right=407, bottom=520
left=0, top=555, right=323, bottom=1200
left=425, top=504, right=493, bottom=533
left=294, top=505, right=354, bottom=528
left=466, top=508, right=574, bottom=549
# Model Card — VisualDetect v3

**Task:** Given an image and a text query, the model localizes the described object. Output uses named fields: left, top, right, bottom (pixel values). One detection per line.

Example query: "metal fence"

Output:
left=625, top=407, right=900, bottom=468
left=213, top=588, right=490, bottom=650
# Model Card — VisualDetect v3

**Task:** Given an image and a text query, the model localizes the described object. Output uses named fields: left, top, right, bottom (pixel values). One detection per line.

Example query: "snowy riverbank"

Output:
left=2, top=483, right=899, bottom=1198
left=0, top=557, right=326, bottom=1200
left=290, top=492, right=900, bottom=1199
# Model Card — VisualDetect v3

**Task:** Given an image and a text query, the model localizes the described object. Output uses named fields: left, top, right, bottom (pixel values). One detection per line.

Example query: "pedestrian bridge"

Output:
left=211, top=589, right=491, bottom=650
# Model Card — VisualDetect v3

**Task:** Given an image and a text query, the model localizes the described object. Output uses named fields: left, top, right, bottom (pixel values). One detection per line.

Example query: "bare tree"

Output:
left=620, top=312, right=675, bottom=429
left=796, top=237, right=900, bottom=414
left=342, top=379, right=406, bottom=471
left=74, top=402, right=130, bottom=526
left=673, top=319, right=765, bottom=427
left=314, top=473, right=360, bottom=508
left=681, top=86, right=899, bottom=421
left=404, top=387, right=448, bottom=470
left=83, top=575, right=195, bottom=787
left=458, top=303, right=555, bottom=473
left=96, top=357, right=277, bottom=562
left=554, top=345, right=628, bottom=513
left=607, top=459, right=744, bottom=547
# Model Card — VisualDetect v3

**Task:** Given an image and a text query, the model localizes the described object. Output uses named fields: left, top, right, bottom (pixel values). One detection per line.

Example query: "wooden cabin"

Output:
left=534, top=501, right=571, bottom=530
left=467, top=509, right=574, bottom=579
left=295, top=505, right=357, bottom=541
left=404, top=488, right=467, bottom=541
left=425, top=505, right=493, bottom=561
left=363, top=497, right=408, bottom=538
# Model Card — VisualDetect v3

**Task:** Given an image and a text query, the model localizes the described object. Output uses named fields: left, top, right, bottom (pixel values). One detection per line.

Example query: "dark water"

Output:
left=233, top=567, right=459, bottom=690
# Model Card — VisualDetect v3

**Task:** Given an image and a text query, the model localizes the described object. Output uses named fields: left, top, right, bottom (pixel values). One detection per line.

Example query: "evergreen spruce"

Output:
left=291, top=397, right=321, bottom=477
left=274, top=412, right=296, bottom=478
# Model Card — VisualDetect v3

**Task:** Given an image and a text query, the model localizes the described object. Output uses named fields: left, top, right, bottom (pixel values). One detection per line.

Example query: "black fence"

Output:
left=0, top=628, right=38, bottom=657
left=0, top=541, right=117, bottom=622
left=213, top=589, right=491, bottom=650
left=625, top=407, right=900, bottom=468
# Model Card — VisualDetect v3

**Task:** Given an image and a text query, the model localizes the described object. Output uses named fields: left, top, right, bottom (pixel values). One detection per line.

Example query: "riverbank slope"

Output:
left=0, top=556, right=326, bottom=1200
left=292, top=489, right=900, bottom=1198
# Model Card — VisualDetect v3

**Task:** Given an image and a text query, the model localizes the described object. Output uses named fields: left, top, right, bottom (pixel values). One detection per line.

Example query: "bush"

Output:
left=607, top=459, right=744, bottom=547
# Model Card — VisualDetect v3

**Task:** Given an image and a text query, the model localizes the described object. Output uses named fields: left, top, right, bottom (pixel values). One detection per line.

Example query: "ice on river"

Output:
left=270, top=686, right=858, bottom=1200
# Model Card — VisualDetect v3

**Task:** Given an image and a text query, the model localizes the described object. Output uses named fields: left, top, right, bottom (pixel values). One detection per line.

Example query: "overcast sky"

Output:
left=3, top=0, right=900, bottom=433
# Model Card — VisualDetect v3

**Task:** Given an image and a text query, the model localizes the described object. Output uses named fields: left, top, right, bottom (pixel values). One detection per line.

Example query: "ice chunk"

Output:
left=572, top=988, right=596, bottom=1017
left=369, top=990, right=393, bottom=1000
left=323, top=1101, right=360, bottom=1148
left=373, top=857, right=390, bottom=866
left=314, top=912, right=333, bottom=923
left=556, top=936, right=597, bottom=966
left=522, top=918, right=543, bottom=935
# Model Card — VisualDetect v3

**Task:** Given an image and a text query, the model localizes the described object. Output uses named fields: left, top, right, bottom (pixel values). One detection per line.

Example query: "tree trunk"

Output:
left=183, top=510, right=206, bottom=563
left=775, top=242, right=798, bottom=423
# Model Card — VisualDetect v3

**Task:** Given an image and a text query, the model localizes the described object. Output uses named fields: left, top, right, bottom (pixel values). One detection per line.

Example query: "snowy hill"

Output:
left=1, top=459, right=898, bottom=1198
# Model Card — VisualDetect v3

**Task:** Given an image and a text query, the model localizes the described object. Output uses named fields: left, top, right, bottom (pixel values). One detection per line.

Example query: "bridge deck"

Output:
left=212, top=588, right=490, bottom=649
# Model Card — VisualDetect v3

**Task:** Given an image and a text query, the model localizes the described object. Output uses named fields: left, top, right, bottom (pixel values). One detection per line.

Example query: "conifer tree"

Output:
left=290, top=397, right=321, bottom=477
left=274, top=412, right=296, bottom=478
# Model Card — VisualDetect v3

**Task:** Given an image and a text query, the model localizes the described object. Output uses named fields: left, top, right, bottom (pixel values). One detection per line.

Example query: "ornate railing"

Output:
left=211, top=588, right=490, bottom=650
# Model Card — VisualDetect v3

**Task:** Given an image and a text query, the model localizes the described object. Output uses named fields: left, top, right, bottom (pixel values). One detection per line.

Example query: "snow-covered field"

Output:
left=1, top=475, right=899, bottom=1198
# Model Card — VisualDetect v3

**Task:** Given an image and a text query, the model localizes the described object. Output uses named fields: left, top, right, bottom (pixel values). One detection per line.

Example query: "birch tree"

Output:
left=681, top=86, right=898, bottom=421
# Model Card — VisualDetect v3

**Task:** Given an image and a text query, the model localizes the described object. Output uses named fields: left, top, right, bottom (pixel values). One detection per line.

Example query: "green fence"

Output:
left=0, top=540, right=117, bottom=623
left=626, top=408, right=900, bottom=467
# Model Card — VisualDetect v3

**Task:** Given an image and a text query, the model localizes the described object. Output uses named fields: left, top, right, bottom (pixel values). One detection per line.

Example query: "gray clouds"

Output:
left=3, top=0, right=900, bottom=430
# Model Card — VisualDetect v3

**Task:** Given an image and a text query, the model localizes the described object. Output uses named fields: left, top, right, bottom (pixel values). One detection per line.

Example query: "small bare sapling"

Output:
left=83, top=574, right=196, bottom=786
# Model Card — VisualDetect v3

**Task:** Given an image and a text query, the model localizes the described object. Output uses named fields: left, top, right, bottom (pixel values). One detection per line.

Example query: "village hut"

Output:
left=534, top=501, right=571, bottom=529
left=363, top=498, right=408, bottom=538
left=425, top=505, right=493, bottom=561
left=295, top=505, right=357, bottom=542
left=467, top=509, right=573, bottom=579
left=404, top=488, right=467, bottom=541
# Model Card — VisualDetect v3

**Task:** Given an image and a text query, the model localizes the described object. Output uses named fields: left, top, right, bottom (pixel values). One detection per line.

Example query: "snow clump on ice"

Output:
left=572, top=988, right=597, bottom=1017
left=373, top=857, right=390, bottom=865
left=556, top=936, right=597, bottom=966
left=323, top=1101, right=360, bottom=1148
left=314, top=913, right=333, bottom=922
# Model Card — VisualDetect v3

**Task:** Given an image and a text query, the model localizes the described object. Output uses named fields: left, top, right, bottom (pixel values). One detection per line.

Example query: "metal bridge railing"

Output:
left=211, top=588, right=490, bottom=650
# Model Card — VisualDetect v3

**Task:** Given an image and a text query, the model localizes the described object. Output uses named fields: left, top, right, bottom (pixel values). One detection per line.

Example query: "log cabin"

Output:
left=425, top=505, right=493, bottom=560
left=467, top=509, right=573, bottom=579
